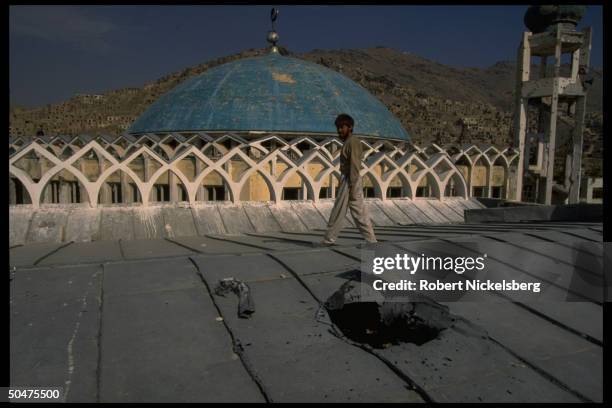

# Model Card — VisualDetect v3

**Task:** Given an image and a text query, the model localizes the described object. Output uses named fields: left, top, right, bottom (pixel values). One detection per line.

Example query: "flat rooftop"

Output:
left=10, top=221, right=603, bottom=402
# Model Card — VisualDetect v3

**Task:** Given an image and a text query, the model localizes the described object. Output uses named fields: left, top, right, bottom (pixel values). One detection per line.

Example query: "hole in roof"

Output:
left=325, top=279, right=453, bottom=349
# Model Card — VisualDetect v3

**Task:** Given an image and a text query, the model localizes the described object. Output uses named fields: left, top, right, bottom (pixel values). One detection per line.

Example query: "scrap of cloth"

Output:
left=214, top=277, right=256, bottom=318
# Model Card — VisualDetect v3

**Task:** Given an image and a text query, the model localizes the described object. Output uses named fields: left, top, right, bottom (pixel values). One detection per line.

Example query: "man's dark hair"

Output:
left=335, top=113, right=354, bottom=129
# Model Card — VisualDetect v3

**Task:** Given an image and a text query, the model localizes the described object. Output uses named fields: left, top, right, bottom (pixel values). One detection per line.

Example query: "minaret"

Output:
left=267, top=8, right=280, bottom=53
left=513, top=5, right=592, bottom=204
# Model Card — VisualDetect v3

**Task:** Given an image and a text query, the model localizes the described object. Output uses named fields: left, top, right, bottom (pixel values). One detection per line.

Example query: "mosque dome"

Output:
left=129, top=52, right=410, bottom=141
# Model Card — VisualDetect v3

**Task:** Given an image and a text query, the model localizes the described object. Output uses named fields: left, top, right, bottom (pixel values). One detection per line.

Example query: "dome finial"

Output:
left=267, top=7, right=280, bottom=53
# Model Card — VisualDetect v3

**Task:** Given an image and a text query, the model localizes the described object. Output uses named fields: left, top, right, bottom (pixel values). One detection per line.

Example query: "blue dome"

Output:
left=129, top=52, right=410, bottom=141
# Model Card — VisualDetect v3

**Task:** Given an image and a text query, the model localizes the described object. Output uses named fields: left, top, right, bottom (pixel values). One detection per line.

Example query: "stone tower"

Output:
left=513, top=5, right=592, bottom=204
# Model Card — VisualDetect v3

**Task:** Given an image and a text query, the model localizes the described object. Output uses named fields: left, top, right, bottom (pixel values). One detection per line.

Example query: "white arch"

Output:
left=9, top=133, right=521, bottom=207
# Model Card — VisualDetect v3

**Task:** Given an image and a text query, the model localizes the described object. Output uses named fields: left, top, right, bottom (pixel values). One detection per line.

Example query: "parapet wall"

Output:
left=9, top=133, right=520, bottom=207
left=9, top=198, right=484, bottom=247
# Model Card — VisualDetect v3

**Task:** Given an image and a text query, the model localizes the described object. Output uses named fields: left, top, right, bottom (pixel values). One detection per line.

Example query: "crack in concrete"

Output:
left=482, top=234, right=603, bottom=278
left=493, top=292, right=603, bottom=347
left=96, top=265, right=105, bottom=403
left=32, top=241, right=74, bottom=266
left=64, top=268, right=100, bottom=402
left=486, top=336, right=593, bottom=403
left=64, top=297, right=85, bottom=400
left=386, top=239, right=605, bottom=342
left=187, top=257, right=272, bottom=402
left=520, top=232, right=604, bottom=255
left=204, top=234, right=273, bottom=251
left=557, top=230, right=602, bottom=243
left=437, top=238, right=602, bottom=305
left=265, top=252, right=435, bottom=403
left=163, top=237, right=203, bottom=254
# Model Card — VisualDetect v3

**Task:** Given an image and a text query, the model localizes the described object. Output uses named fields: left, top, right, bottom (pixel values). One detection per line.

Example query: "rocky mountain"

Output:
left=9, top=46, right=602, bottom=176
left=297, top=47, right=602, bottom=176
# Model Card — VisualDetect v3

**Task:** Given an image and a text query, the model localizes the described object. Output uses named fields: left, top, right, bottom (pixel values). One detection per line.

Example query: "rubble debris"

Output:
left=214, top=277, right=255, bottom=318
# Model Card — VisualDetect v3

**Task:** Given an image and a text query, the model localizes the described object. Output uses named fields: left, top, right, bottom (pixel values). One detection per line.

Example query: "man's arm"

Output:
left=348, top=137, right=363, bottom=200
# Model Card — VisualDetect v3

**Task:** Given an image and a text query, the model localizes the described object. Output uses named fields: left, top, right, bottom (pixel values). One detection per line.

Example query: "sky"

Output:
left=9, top=5, right=604, bottom=108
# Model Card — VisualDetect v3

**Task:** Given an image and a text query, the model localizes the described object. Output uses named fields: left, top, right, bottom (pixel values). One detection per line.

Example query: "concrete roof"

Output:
left=10, top=220, right=603, bottom=402
left=128, top=53, right=410, bottom=141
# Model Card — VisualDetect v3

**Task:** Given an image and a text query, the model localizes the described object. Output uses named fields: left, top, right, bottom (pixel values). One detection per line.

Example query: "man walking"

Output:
left=320, top=114, right=377, bottom=245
